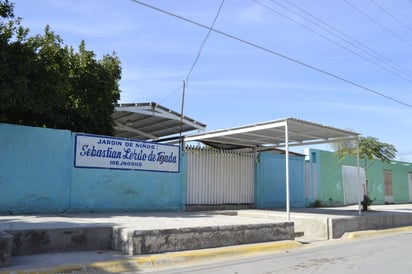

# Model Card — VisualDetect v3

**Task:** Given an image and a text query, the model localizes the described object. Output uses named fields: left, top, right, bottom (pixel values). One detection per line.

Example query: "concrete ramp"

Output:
left=5, top=227, right=113, bottom=256
left=0, top=231, right=13, bottom=267
left=329, top=212, right=412, bottom=238
left=112, top=223, right=294, bottom=255
left=238, top=206, right=412, bottom=240
left=238, top=211, right=329, bottom=240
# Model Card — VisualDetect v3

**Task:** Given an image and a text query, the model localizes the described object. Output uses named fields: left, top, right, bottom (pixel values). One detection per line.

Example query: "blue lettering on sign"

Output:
left=122, top=148, right=148, bottom=161
left=135, top=143, right=156, bottom=150
left=110, top=160, right=143, bottom=167
left=157, top=151, right=177, bottom=164
left=97, top=139, right=122, bottom=146
left=80, top=145, right=122, bottom=159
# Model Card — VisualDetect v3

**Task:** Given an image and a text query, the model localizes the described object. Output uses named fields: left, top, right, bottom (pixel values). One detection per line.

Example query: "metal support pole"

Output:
left=356, top=137, right=362, bottom=215
left=285, top=121, right=290, bottom=222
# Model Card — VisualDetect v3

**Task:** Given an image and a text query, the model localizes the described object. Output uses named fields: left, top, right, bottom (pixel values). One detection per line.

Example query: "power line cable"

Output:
left=185, top=0, right=225, bottom=85
left=255, top=0, right=412, bottom=83
left=369, top=0, right=412, bottom=33
left=129, top=0, right=412, bottom=109
left=157, top=1, right=224, bottom=105
left=181, top=0, right=224, bottom=137
left=343, top=0, right=412, bottom=49
left=158, top=83, right=183, bottom=105
left=276, top=0, right=412, bottom=80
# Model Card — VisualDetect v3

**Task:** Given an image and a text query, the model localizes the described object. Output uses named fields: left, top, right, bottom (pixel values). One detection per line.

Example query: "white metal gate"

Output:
left=342, top=165, right=366, bottom=205
left=186, top=147, right=255, bottom=205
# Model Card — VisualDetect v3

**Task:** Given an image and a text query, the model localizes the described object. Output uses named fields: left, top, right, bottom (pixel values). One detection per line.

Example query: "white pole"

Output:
left=285, top=121, right=290, bottom=222
left=356, top=137, right=362, bottom=215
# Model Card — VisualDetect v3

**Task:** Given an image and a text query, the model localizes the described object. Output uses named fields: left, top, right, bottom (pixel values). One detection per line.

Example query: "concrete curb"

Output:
left=0, top=240, right=302, bottom=274
left=342, top=225, right=412, bottom=240
left=0, top=231, right=13, bottom=267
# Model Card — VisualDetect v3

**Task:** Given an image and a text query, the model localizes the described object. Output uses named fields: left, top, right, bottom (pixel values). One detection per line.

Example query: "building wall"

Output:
left=1, top=123, right=313, bottom=214
left=381, top=160, right=411, bottom=204
left=0, top=123, right=72, bottom=213
left=318, top=150, right=345, bottom=205
left=255, top=152, right=305, bottom=208
left=0, top=123, right=185, bottom=214
left=307, top=149, right=412, bottom=206
left=70, top=158, right=186, bottom=212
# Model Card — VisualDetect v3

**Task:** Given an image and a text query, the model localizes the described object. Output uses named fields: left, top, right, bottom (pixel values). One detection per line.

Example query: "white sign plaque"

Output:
left=74, top=134, right=180, bottom=173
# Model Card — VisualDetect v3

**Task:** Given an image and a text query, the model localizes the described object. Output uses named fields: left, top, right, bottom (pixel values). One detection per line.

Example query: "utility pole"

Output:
left=179, top=80, right=186, bottom=147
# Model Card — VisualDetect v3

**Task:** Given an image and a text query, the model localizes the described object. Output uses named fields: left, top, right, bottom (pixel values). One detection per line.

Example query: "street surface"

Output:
left=146, top=231, right=412, bottom=274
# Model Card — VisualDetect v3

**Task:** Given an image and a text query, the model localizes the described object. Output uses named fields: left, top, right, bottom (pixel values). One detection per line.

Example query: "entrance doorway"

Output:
left=186, top=147, right=255, bottom=206
left=384, top=170, right=393, bottom=203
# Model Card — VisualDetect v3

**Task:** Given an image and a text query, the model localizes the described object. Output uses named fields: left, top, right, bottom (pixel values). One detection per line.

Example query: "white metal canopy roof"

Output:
left=184, top=117, right=361, bottom=221
left=112, top=102, right=206, bottom=141
left=184, top=117, right=359, bottom=148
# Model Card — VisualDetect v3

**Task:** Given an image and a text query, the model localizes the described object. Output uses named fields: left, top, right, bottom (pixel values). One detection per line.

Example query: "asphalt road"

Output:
left=147, top=231, right=412, bottom=274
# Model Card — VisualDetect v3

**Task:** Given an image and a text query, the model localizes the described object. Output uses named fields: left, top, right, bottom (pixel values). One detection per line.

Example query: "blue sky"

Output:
left=14, top=0, right=412, bottom=161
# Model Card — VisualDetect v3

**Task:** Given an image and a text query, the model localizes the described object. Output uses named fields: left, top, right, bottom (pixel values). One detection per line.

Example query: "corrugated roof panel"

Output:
left=185, top=117, right=359, bottom=148
left=112, top=102, right=206, bottom=141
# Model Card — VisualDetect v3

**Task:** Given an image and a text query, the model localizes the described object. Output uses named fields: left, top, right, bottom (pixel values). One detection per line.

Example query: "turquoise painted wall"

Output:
left=0, top=123, right=186, bottom=214
left=0, top=123, right=72, bottom=213
left=255, top=152, right=305, bottom=208
left=70, top=155, right=186, bottom=212
left=308, top=149, right=412, bottom=206
left=317, top=150, right=345, bottom=205
left=380, top=160, right=411, bottom=204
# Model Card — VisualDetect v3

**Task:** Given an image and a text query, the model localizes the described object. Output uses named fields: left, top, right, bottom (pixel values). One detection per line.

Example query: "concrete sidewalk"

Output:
left=2, top=203, right=410, bottom=232
left=1, top=204, right=412, bottom=273
left=0, top=210, right=283, bottom=231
